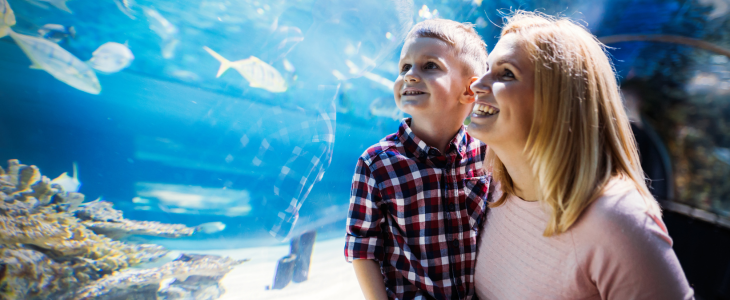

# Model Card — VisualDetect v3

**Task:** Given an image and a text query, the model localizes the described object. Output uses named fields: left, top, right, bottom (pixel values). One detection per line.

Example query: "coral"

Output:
left=0, top=159, right=238, bottom=300
left=75, top=200, right=196, bottom=239
left=73, top=254, right=247, bottom=300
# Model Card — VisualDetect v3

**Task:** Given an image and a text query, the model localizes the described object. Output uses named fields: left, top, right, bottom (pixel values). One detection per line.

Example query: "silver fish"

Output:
left=143, top=7, right=177, bottom=41
left=195, top=221, right=226, bottom=234
left=88, top=41, right=134, bottom=73
left=38, top=24, right=75, bottom=43
left=24, top=0, right=73, bottom=13
left=0, top=0, right=16, bottom=38
left=8, top=31, right=101, bottom=94
left=204, top=46, right=287, bottom=93
left=51, top=162, right=81, bottom=192
left=113, top=0, right=135, bottom=20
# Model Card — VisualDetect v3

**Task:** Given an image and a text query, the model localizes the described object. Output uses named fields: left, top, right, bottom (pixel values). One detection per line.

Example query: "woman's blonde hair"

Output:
left=490, top=11, right=662, bottom=236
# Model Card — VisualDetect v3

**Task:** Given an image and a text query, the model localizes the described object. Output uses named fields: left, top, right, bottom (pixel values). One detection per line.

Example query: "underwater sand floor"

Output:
left=187, top=238, right=364, bottom=300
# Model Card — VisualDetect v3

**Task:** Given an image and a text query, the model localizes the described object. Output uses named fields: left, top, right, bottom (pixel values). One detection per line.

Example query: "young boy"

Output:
left=345, top=19, right=490, bottom=300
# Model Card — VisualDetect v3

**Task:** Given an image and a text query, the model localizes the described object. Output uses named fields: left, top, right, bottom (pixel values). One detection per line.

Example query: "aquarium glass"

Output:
left=0, top=0, right=729, bottom=298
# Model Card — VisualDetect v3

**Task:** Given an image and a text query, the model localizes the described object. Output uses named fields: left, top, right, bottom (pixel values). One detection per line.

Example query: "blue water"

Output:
left=0, top=0, right=691, bottom=248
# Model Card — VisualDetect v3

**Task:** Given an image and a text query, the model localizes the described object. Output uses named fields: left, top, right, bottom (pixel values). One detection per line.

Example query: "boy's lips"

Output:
left=401, top=88, right=426, bottom=96
left=472, top=102, right=499, bottom=116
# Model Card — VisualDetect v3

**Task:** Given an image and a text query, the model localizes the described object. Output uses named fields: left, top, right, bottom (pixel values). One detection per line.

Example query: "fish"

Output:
left=88, top=41, right=134, bottom=73
left=24, top=0, right=73, bottom=13
left=51, top=162, right=81, bottom=193
left=38, top=24, right=75, bottom=43
left=143, top=7, right=177, bottom=41
left=282, top=59, right=295, bottom=73
left=161, top=38, right=178, bottom=59
left=195, top=221, right=226, bottom=234
left=0, top=0, right=16, bottom=38
left=7, top=30, right=101, bottom=94
left=203, top=46, right=287, bottom=93
left=369, top=97, right=405, bottom=121
left=113, top=0, right=135, bottom=20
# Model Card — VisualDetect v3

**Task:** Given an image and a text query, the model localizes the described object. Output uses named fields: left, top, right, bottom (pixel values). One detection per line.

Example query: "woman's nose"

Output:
left=471, top=75, right=491, bottom=95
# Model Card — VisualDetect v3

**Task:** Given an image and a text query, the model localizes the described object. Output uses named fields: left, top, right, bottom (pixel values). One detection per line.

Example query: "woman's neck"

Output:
left=492, top=145, right=539, bottom=201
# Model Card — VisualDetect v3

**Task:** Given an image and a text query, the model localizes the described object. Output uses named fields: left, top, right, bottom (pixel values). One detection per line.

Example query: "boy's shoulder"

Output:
left=358, top=132, right=403, bottom=165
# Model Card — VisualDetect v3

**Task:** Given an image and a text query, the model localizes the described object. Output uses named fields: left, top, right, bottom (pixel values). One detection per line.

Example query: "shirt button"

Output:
left=452, top=239, right=459, bottom=248
left=448, top=203, right=456, bottom=211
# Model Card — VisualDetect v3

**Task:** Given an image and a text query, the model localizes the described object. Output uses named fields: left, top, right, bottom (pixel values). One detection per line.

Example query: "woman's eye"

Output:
left=501, top=69, right=515, bottom=80
left=401, top=64, right=411, bottom=73
left=424, top=62, right=438, bottom=70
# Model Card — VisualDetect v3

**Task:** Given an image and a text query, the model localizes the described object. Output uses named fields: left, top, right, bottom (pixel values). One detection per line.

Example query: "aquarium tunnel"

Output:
left=0, top=0, right=729, bottom=299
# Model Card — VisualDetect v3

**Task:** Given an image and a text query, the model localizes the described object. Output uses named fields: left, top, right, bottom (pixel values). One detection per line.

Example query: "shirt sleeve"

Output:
left=575, top=190, right=694, bottom=300
left=344, top=157, right=385, bottom=262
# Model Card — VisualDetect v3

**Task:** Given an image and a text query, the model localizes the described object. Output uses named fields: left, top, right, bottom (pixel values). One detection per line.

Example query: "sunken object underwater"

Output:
left=0, top=159, right=247, bottom=300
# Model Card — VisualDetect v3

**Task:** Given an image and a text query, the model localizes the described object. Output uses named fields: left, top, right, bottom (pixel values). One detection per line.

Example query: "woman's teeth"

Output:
left=473, top=103, right=499, bottom=116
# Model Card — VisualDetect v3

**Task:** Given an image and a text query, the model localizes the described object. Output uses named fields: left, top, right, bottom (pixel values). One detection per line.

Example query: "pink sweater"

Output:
left=474, top=180, right=694, bottom=300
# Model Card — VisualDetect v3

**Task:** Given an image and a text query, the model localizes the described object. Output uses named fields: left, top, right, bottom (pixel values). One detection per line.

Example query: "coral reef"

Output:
left=75, top=201, right=196, bottom=239
left=0, top=160, right=243, bottom=300
left=74, top=254, right=247, bottom=300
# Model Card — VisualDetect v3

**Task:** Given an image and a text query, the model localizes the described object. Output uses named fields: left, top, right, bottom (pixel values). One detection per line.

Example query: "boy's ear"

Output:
left=460, top=77, right=479, bottom=104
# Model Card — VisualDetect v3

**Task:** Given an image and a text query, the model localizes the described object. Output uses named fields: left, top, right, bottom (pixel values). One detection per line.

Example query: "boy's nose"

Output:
left=404, top=70, right=420, bottom=83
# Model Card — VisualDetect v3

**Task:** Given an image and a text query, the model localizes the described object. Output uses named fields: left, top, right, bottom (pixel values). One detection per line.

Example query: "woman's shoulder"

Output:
left=571, top=179, right=672, bottom=246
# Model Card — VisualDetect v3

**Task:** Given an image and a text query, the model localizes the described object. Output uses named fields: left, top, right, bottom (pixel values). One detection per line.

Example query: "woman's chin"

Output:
left=467, top=121, right=495, bottom=142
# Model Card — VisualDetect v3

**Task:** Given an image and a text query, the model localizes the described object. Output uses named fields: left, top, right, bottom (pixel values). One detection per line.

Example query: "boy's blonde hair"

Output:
left=489, top=11, right=661, bottom=236
left=405, top=19, right=488, bottom=76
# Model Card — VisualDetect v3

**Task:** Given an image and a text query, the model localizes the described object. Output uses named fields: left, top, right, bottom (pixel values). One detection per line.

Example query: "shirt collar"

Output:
left=397, top=118, right=468, bottom=158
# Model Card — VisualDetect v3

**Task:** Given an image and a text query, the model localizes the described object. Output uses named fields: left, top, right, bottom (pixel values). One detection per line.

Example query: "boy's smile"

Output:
left=393, top=37, right=473, bottom=120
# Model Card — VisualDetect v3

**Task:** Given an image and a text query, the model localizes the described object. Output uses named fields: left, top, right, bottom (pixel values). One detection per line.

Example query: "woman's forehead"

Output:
left=488, top=34, right=528, bottom=66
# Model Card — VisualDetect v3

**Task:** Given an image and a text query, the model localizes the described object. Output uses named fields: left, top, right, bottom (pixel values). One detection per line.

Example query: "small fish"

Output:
left=113, top=0, right=135, bottom=20
left=24, top=0, right=73, bottom=13
left=143, top=7, right=177, bottom=41
left=282, top=59, right=295, bottom=73
left=195, top=221, right=226, bottom=234
left=38, top=24, right=75, bottom=43
left=0, top=0, right=16, bottom=38
left=51, top=162, right=81, bottom=192
left=369, top=97, right=405, bottom=121
left=161, top=38, right=178, bottom=59
left=203, top=46, right=287, bottom=93
left=88, top=42, right=134, bottom=73
left=8, top=31, right=101, bottom=94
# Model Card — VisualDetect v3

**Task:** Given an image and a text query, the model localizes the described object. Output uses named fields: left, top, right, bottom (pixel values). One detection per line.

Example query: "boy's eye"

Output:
left=424, top=62, right=438, bottom=70
left=401, top=64, right=412, bottom=73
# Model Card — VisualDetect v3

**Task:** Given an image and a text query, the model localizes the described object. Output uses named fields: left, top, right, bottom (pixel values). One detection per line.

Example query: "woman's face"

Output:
left=468, top=33, right=535, bottom=151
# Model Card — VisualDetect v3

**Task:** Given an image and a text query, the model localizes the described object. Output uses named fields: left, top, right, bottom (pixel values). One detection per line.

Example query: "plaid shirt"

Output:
left=345, top=119, right=490, bottom=300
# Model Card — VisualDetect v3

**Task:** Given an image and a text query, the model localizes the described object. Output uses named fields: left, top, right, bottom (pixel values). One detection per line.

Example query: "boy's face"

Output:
left=394, top=37, right=475, bottom=121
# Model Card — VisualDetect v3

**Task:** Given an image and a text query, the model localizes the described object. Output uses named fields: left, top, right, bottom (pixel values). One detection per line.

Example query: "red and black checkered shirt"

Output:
left=345, top=119, right=490, bottom=300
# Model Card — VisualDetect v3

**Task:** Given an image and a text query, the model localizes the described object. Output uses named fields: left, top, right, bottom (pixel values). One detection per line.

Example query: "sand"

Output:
left=187, top=238, right=365, bottom=300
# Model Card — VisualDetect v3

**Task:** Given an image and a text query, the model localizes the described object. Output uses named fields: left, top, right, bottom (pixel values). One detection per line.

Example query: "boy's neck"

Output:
left=409, top=116, right=463, bottom=154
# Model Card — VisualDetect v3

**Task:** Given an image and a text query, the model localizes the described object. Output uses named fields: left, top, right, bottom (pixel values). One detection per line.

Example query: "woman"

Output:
left=468, top=11, right=694, bottom=299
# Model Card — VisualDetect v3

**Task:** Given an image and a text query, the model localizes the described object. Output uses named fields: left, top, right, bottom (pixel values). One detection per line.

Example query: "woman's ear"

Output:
left=460, top=77, right=479, bottom=104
